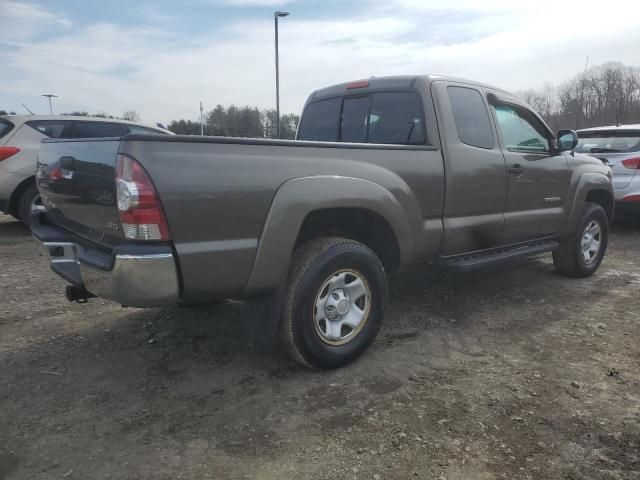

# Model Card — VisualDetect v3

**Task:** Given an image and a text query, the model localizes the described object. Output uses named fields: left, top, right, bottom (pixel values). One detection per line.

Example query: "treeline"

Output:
left=0, top=109, right=142, bottom=121
left=517, top=61, right=640, bottom=131
left=168, top=105, right=300, bottom=139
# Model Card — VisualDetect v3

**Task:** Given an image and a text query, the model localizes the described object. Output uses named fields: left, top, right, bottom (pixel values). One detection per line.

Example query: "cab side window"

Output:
left=493, top=104, right=550, bottom=153
left=447, top=87, right=495, bottom=149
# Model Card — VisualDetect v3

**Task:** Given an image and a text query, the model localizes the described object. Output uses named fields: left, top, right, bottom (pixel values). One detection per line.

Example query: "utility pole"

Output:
left=274, top=11, right=289, bottom=139
left=200, top=101, right=204, bottom=136
left=42, top=94, right=58, bottom=115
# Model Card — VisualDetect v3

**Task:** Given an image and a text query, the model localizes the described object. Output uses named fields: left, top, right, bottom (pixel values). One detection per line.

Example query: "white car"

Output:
left=0, top=115, right=172, bottom=227
left=576, top=125, right=640, bottom=219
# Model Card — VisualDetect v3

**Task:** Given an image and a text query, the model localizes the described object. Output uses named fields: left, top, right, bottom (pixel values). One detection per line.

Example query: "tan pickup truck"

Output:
left=32, top=74, right=613, bottom=369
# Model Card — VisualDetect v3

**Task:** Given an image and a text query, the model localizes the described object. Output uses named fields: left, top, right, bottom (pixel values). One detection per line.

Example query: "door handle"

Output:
left=508, top=164, right=524, bottom=175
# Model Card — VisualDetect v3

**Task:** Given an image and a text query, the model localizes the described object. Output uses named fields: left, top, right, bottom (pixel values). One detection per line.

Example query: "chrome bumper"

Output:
left=41, top=241, right=179, bottom=307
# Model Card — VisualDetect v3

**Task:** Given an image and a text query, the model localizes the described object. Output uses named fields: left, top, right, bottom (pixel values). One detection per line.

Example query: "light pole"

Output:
left=274, top=11, right=289, bottom=139
left=42, top=94, right=58, bottom=115
left=200, top=101, right=204, bottom=136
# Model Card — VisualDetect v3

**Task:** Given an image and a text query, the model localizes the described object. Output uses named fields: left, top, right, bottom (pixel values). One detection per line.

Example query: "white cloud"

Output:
left=1, top=0, right=640, bottom=124
left=0, top=1, right=71, bottom=41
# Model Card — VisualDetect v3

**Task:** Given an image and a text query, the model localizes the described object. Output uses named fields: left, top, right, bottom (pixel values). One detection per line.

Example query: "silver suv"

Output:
left=576, top=125, right=640, bottom=219
left=0, top=115, right=171, bottom=227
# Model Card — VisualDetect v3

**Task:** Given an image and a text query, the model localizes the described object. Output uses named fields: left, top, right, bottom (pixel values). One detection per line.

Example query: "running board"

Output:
left=437, top=240, right=559, bottom=272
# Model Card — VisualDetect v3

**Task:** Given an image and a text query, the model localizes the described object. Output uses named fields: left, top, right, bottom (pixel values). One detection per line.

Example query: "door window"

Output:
left=493, top=104, right=549, bottom=152
left=447, top=87, right=495, bottom=149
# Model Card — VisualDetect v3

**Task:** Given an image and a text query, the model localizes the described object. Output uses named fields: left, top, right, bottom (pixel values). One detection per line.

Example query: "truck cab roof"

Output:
left=307, top=74, right=512, bottom=102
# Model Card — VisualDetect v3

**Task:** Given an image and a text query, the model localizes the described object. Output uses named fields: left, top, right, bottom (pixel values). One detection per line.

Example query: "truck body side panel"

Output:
left=119, top=138, right=445, bottom=303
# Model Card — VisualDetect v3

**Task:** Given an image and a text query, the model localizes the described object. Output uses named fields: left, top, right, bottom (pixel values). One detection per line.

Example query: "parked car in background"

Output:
left=32, top=75, right=613, bottom=369
left=576, top=125, right=640, bottom=219
left=0, top=115, right=172, bottom=227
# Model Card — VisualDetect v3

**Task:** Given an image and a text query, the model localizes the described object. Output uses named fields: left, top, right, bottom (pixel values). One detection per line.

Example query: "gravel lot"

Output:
left=1, top=213, right=639, bottom=480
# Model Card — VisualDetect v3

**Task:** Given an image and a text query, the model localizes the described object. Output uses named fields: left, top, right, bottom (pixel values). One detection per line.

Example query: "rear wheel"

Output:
left=17, top=183, right=42, bottom=229
left=280, top=237, right=387, bottom=369
left=553, top=202, right=608, bottom=278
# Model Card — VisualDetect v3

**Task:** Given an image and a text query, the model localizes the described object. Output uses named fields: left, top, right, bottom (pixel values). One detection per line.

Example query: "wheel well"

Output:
left=8, top=176, right=36, bottom=217
left=586, top=189, right=614, bottom=221
left=295, top=208, right=402, bottom=273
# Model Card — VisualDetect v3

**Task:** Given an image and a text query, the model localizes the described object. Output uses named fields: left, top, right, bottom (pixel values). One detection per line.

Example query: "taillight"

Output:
left=0, top=147, right=20, bottom=161
left=49, top=166, right=62, bottom=180
left=621, top=157, right=640, bottom=169
left=115, top=154, right=170, bottom=241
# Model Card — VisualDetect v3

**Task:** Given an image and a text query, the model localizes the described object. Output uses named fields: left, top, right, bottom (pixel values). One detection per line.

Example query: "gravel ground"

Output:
left=0, top=213, right=639, bottom=480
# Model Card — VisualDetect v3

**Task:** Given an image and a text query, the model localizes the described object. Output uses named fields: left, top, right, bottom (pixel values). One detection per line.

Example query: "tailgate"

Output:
left=36, top=138, right=123, bottom=247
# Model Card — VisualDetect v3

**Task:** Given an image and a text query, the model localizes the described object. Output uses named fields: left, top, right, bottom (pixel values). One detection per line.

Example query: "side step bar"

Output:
left=437, top=240, right=559, bottom=272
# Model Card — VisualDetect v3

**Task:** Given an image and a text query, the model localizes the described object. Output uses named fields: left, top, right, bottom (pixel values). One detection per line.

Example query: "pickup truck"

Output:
left=32, top=74, right=613, bottom=369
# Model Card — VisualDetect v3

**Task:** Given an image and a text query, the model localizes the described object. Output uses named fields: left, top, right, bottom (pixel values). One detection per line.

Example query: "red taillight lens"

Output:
left=621, top=157, right=640, bottom=169
left=621, top=194, right=640, bottom=203
left=115, top=154, right=170, bottom=241
left=49, top=166, right=62, bottom=180
left=0, top=147, right=20, bottom=161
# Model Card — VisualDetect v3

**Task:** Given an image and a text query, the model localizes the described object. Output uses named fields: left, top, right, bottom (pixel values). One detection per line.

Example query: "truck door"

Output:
left=487, top=90, right=572, bottom=243
left=432, top=81, right=507, bottom=255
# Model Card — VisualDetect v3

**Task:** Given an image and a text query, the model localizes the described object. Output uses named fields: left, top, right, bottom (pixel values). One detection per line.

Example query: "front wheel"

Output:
left=553, top=202, right=608, bottom=278
left=279, top=237, right=388, bottom=369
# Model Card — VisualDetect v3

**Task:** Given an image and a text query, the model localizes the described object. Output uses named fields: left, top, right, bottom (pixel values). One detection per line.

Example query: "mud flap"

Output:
left=246, top=282, right=285, bottom=352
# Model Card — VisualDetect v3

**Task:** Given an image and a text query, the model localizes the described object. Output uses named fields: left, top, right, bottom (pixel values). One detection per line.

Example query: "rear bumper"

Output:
left=32, top=213, right=179, bottom=307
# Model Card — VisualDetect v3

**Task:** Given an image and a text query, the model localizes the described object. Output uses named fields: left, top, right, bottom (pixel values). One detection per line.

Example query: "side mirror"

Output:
left=557, top=129, right=578, bottom=152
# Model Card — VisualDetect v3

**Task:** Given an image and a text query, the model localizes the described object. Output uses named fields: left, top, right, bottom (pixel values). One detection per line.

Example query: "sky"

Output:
left=1, top=0, right=639, bottom=126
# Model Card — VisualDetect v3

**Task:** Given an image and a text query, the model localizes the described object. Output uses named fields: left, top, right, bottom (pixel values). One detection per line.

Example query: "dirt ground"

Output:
left=0, top=213, right=639, bottom=480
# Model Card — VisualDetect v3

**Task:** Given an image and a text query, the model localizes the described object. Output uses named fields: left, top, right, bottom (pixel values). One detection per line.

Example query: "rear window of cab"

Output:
left=298, top=91, right=426, bottom=145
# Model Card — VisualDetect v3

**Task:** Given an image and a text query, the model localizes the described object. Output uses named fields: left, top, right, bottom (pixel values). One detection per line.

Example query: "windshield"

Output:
left=576, top=131, right=640, bottom=154
left=0, top=119, right=14, bottom=139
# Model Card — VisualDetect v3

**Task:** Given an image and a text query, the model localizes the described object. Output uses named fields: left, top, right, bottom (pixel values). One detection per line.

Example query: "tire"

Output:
left=280, top=237, right=387, bottom=369
left=553, top=202, right=608, bottom=278
left=17, top=183, right=41, bottom=229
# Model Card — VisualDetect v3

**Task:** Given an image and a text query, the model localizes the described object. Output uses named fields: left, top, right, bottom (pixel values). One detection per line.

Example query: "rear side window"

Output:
left=71, top=121, right=126, bottom=138
left=0, top=119, right=14, bottom=139
left=340, top=97, right=369, bottom=142
left=298, top=91, right=426, bottom=145
left=26, top=120, right=71, bottom=138
left=297, top=98, right=340, bottom=141
left=448, top=87, right=495, bottom=149
left=126, top=125, right=166, bottom=135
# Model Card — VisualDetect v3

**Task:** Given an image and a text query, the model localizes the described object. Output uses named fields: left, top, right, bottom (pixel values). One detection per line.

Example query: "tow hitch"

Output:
left=65, top=285, right=96, bottom=303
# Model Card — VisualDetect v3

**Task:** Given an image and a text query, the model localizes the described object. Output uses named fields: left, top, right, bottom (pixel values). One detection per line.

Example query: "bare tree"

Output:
left=121, top=110, right=141, bottom=122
